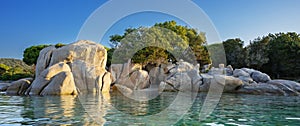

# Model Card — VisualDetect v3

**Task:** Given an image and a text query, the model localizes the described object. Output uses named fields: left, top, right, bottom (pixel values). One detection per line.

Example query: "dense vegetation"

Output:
left=108, top=21, right=300, bottom=79
left=0, top=58, right=34, bottom=81
left=219, top=32, right=300, bottom=79
left=109, top=21, right=210, bottom=69
left=1, top=21, right=299, bottom=81
left=22, top=43, right=65, bottom=65
left=0, top=43, right=66, bottom=81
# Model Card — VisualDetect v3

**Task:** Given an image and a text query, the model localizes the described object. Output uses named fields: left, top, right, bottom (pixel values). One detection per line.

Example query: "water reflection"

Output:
left=1, top=92, right=300, bottom=125
left=23, top=95, right=97, bottom=125
left=0, top=95, right=24, bottom=124
left=78, top=93, right=110, bottom=125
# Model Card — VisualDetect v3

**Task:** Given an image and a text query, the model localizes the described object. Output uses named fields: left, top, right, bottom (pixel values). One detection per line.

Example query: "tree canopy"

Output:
left=109, top=20, right=210, bottom=68
left=23, top=45, right=50, bottom=65
left=219, top=32, right=300, bottom=79
left=223, top=38, right=246, bottom=68
left=23, top=43, right=65, bottom=65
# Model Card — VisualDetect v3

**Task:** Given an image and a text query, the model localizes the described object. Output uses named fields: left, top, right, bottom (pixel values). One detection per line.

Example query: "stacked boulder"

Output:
left=200, top=64, right=244, bottom=93
left=153, top=61, right=300, bottom=96
left=109, top=60, right=152, bottom=95
left=4, top=40, right=112, bottom=95
left=205, top=65, right=300, bottom=96
left=159, top=60, right=202, bottom=92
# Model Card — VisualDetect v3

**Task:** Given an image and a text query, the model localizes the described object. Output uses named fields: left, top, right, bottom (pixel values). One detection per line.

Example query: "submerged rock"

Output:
left=236, top=83, right=286, bottom=96
left=0, top=83, right=11, bottom=91
left=6, top=78, right=33, bottom=95
left=236, top=79, right=300, bottom=96
left=269, top=80, right=300, bottom=92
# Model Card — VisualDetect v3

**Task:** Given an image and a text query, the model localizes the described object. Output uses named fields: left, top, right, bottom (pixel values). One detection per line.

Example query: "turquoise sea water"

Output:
left=0, top=91, right=300, bottom=126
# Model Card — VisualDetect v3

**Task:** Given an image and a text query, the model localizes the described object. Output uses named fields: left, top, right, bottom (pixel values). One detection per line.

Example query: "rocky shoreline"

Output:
left=1, top=40, right=300, bottom=96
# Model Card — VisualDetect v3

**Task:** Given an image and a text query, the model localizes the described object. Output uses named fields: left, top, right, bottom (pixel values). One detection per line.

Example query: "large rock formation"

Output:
left=109, top=60, right=150, bottom=91
left=3, top=39, right=299, bottom=97
left=156, top=62, right=300, bottom=96
left=26, top=62, right=77, bottom=95
left=237, top=80, right=300, bottom=96
left=24, top=40, right=112, bottom=95
left=159, top=60, right=201, bottom=92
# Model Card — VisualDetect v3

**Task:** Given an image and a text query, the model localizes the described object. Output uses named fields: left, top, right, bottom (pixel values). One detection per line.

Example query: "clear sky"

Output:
left=0, top=0, right=300, bottom=59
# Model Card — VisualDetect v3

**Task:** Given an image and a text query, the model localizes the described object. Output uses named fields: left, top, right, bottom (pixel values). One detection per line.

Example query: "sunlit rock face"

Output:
left=6, top=78, right=33, bottom=95
left=25, top=40, right=112, bottom=95
left=109, top=60, right=150, bottom=91
left=159, top=60, right=202, bottom=92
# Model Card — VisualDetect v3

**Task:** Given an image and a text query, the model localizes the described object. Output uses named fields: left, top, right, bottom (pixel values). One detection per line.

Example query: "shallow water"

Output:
left=0, top=91, right=300, bottom=125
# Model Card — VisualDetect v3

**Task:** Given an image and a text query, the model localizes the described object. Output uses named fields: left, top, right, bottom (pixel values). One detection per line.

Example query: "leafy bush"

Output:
left=0, top=73, right=33, bottom=81
left=55, top=43, right=65, bottom=48
left=23, top=45, right=50, bottom=65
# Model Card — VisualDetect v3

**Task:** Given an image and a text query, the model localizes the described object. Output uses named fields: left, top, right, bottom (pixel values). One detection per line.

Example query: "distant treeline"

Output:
left=210, top=32, right=300, bottom=79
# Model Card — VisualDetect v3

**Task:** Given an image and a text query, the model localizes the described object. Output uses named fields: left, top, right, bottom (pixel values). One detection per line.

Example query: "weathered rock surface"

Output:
left=159, top=60, right=201, bottom=92
left=215, top=75, right=243, bottom=92
left=109, top=60, right=149, bottom=91
left=236, top=83, right=286, bottom=96
left=269, top=80, right=300, bottom=92
left=235, top=72, right=300, bottom=96
left=225, top=65, right=234, bottom=76
left=0, top=83, right=11, bottom=91
left=149, top=67, right=167, bottom=88
left=199, top=74, right=243, bottom=92
left=199, top=74, right=213, bottom=92
left=6, top=78, right=33, bottom=95
left=24, top=40, right=112, bottom=95
left=40, top=71, right=77, bottom=95
left=158, top=63, right=300, bottom=96
left=130, top=70, right=150, bottom=90
left=233, top=69, right=250, bottom=77
left=113, top=84, right=133, bottom=95
left=251, top=71, right=271, bottom=83
left=26, top=62, right=77, bottom=95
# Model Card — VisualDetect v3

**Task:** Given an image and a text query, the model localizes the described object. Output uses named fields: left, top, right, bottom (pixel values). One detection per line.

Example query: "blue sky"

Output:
left=0, top=0, right=300, bottom=59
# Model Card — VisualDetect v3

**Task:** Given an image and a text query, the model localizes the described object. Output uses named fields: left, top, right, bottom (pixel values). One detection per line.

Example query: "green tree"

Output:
left=154, top=21, right=211, bottom=67
left=23, top=45, right=50, bottom=65
left=55, top=43, right=65, bottom=48
left=23, top=43, right=66, bottom=65
left=105, top=47, right=115, bottom=68
left=245, top=36, right=270, bottom=70
left=244, top=32, right=300, bottom=78
left=266, top=32, right=300, bottom=78
left=109, top=20, right=210, bottom=69
left=111, top=26, right=189, bottom=67
left=223, top=38, right=246, bottom=68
